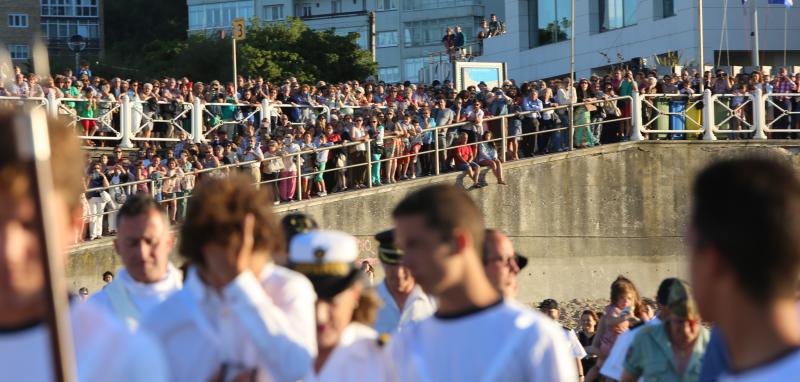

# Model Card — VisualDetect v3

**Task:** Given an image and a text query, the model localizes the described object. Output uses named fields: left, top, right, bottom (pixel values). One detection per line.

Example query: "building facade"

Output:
left=478, top=0, right=800, bottom=81
left=1, top=0, right=103, bottom=70
left=186, top=0, right=504, bottom=82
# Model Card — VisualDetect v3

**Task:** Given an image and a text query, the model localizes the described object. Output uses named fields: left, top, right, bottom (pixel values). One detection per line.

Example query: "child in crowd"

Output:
left=589, top=276, right=642, bottom=375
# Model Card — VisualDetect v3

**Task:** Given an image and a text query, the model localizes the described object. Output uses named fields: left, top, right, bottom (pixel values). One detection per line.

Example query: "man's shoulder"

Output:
left=139, top=288, right=193, bottom=334
left=261, top=264, right=316, bottom=298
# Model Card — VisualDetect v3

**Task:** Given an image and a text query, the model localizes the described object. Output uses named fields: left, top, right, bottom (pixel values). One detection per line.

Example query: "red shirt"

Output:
left=453, top=145, right=473, bottom=164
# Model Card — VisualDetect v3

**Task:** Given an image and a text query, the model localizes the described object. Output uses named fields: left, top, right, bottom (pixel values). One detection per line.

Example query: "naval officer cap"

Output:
left=375, top=229, right=403, bottom=265
left=281, top=213, right=319, bottom=242
left=289, top=230, right=362, bottom=300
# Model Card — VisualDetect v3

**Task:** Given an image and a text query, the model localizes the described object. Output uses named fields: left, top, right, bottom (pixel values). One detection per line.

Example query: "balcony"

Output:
left=298, top=10, right=368, bottom=21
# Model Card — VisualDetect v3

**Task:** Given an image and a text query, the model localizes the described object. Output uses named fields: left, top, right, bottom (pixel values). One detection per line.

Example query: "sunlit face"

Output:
left=383, top=262, right=415, bottom=295
left=394, top=215, right=456, bottom=295
left=580, top=313, right=597, bottom=333
left=0, top=192, right=76, bottom=309
left=483, top=232, right=519, bottom=298
left=114, top=210, right=173, bottom=283
left=315, top=284, right=361, bottom=350
left=615, top=292, right=635, bottom=310
left=667, top=313, right=701, bottom=349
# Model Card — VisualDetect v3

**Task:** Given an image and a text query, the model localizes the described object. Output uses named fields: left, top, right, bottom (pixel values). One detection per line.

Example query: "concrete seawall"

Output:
left=69, top=141, right=800, bottom=304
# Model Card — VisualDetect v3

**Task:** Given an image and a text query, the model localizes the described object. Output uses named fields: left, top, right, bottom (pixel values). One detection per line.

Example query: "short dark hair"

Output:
left=102, top=271, right=114, bottom=279
left=691, top=157, right=800, bottom=302
left=180, top=175, right=284, bottom=267
left=392, top=185, right=485, bottom=254
left=656, top=277, right=679, bottom=306
left=116, top=193, right=165, bottom=227
left=538, top=298, right=559, bottom=311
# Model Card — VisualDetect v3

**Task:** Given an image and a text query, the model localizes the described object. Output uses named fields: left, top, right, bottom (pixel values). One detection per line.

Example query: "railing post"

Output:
left=119, top=95, right=134, bottom=148
left=702, top=89, right=717, bottom=141
left=751, top=87, right=768, bottom=140
left=260, top=98, right=269, bottom=135
left=568, top=104, right=574, bottom=150
left=295, top=153, right=303, bottom=201
left=630, top=90, right=645, bottom=141
left=434, top=124, right=441, bottom=175
left=500, top=116, right=508, bottom=161
left=366, top=139, right=373, bottom=188
left=46, top=91, right=58, bottom=118
left=191, top=97, right=204, bottom=144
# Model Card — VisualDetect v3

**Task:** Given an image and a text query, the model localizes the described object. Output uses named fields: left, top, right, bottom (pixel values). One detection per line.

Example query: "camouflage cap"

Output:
left=667, top=279, right=699, bottom=320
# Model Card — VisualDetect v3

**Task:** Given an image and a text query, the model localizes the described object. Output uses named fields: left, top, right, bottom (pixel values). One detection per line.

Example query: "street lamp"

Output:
left=67, top=34, right=86, bottom=75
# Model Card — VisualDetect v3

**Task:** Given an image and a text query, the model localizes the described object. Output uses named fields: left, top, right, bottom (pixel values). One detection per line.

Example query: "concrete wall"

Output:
left=69, top=141, right=800, bottom=305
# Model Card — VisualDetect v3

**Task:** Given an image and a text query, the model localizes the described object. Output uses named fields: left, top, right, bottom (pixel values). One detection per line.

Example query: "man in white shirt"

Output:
left=538, top=299, right=587, bottom=380
left=599, top=278, right=677, bottom=381
left=373, top=229, right=436, bottom=335
left=0, top=111, right=167, bottom=381
left=141, top=175, right=313, bottom=382
left=688, top=158, right=800, bottom=381
left=389, top=184, right=576, bottom=381
left=90, top=194, right=182, bottom=330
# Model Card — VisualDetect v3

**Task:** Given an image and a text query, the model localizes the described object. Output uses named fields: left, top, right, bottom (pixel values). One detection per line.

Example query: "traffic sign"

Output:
left=233, top=18, right=246, bottom=40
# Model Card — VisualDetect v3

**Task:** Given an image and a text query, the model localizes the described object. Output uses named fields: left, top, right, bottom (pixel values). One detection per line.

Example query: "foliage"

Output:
left=100, top=6, right=375, bottom=83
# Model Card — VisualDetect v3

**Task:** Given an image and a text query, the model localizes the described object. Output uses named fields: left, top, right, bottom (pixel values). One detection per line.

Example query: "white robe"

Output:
left=259, top=262, right=317, bottom=356
left=140, top=268, right=312, bottom=382
left=0, top=300, right=168, bottom=381
left=90, top=264, right=182, bottom=330
left=304, top=323, right=391, bottom=382
left=374, top=282, right=436, bottom=335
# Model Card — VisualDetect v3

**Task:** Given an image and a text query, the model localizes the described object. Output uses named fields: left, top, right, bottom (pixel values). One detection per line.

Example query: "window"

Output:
left=378, top=67, right=401, bottom=83
left=376, top=0, right=396, bottom=11
left=187, top=1, right=253, bottom=31
left=301, top=5, right=312, bottom=17
left=402, top=0, right=479, bottom=11
left=403, top=17, right=475, bottom=47
left=8, top=44, right=30, bottom=60
left=40, top=0, right=98, bottom=17
left=41, top=19, right=99, bottom=39
left=8, top=13, right=29, bottom=28
left=599, top=0, right=637, bottom=32
left=334, top=26, right=368, bottom=49
left=529, top=0, right=571, bottom=48
left=332, top=0, right=342, bottom=13
left=654, top=0, right=675, bottom=19
left=403, top=57, right=426, bottom=83
left=377, top=30, right=398, bottom=47
left=263, top=5, right=284, bottom=21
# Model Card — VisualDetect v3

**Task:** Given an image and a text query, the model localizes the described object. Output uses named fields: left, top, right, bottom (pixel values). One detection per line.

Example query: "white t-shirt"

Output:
left=374, top=282, right=436, bottom=335
left=566, top=328, right=588, bottom=359
left=719, top=348, right=800, bottom=382
left=0, top=301, right=167, bottom=381
left=388, top=300, right=577, bottom=382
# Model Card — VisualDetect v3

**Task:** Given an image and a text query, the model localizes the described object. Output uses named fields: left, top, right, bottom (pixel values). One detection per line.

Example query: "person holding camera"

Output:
left=772, top=67, right=798, bottom=138
left=85, top=161, right=111, bottom=240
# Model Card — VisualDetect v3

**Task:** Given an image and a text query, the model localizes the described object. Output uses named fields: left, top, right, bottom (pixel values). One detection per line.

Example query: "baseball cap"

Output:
left=666, top=279, right=699, bottom=320
left=289, top=230, right=362, bottom=300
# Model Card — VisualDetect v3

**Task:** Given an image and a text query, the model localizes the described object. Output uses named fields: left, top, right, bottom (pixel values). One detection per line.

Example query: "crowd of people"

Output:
left=4, top=63, right=799, bottom=242
left=4, top=109, right=800, bottom=381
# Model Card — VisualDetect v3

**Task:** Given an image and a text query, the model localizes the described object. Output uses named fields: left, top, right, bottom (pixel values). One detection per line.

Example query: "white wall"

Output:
left=479, top=0, right=800, bottom=82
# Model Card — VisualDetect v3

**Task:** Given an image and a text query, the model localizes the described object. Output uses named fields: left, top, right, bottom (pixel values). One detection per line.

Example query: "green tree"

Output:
left=239, top=18, right=376, bottom=83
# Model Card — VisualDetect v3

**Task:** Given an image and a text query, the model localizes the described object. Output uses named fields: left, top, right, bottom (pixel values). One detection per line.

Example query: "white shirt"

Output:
left=90, top=264, right=182, bottom=330
left=719, top=348, right=800, bottom=382
left=566, top=328, right=588, bottom=359
left=259, top=262, right=317, bottom=357
left=141, top=268, right=312, bottom=382
left=388, top=300, right=577, bottom=382
left=0, top=300, right=168, bottom=381
left=374, top=282, right=436, bottom=335
left=600, top=317, right=662, bottom=381
left=304, top=323, right=391, bottom=382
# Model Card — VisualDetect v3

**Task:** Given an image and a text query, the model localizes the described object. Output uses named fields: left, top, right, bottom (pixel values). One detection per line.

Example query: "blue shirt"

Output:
left=521, top=97, right=543, bottom=117
left=420, top=117, right=437, bottom=145
left=699, top=327, right=730, bottom=382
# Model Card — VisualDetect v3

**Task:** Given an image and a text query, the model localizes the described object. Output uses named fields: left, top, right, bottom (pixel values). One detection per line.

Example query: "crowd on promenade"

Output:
left=4, top=63, right=800, bottom=241
left=5, top=107, right=800, bottom=382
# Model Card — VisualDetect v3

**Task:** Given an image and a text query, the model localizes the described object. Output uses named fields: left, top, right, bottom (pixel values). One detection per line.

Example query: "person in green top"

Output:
left=618, top=71, right=637, bottom=140
left=78, top=88, right=98, bottom=136
left=61, top=77, right=80, bottom=109
left=621, top=280, right=710, bottom=382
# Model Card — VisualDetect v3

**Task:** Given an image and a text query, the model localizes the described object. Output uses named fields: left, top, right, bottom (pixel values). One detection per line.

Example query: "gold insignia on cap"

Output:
left=313, top=248, right=326, bottom=263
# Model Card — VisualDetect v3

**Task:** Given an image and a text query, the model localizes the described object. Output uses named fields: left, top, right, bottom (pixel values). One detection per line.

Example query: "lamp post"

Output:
left=67, top=35, right=86, bottom=75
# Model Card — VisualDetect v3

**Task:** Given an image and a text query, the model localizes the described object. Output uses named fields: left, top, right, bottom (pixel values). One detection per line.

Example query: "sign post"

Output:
left=232, top=18, right=246, bottom=96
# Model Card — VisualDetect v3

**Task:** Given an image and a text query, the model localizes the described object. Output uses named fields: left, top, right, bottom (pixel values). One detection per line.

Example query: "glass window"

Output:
left=599, top=0, right=637, bottom=32
left=332, top=0, right=342, bottom=13
left=529, top=0, right=571, bottom=48
left=403, top=17, right=475, bottom=48
left=378, top=67, right=401, bottom=83
left=654, top=0, right=675, bottom=19
left=8, top=14, right=29, bottom=28
left=263, top=5, right=284, bottom=21
left=377, top=30, right=398, bottom=47
left=376, top=0, right=397, bottom=11
left=189, top=7, right=204, bottom=30
left=403, top=57, right=426, bottom=83
left=9, top=44, right=30, bottom=60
